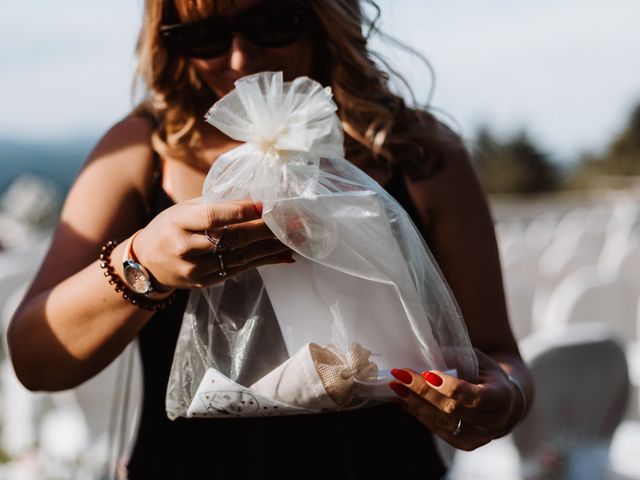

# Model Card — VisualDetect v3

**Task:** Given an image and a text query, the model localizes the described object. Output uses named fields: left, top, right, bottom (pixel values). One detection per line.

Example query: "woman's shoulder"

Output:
left=79, top=114, right=158, bottom=199
left=101, top=114, right=155, bottom=145
left=397, top=113, right=471, bottom=183
left=89, top=114, right=155, bottom=167
left=59, top=114, right=160, bottom=237
left=397, top=116, right=487, bottom=226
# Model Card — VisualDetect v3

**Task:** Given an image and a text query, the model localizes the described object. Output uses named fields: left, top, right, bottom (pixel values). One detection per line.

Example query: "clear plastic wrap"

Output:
left=166, top=71, right=478, bottom=420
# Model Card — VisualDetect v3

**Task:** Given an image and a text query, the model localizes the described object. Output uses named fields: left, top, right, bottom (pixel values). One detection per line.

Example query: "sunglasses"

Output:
left=159, top=2, right=309, bottom=59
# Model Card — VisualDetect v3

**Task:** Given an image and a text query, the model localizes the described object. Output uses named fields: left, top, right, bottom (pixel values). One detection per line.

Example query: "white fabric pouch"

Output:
left=166, top=71, right=478, bottom=420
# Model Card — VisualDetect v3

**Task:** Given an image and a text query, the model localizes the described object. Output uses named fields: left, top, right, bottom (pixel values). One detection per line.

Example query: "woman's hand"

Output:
left=133, top=198, right=293, bottom=291
left=388, top=349, right=524, bottom=451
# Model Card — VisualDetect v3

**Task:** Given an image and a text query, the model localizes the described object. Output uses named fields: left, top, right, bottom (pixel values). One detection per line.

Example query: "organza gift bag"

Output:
left=166, top=71, right=478, bottom=420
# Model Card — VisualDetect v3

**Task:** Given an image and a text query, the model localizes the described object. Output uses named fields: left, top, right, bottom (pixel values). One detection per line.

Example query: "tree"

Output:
left=605, top=103, right=640, bottom=175
left=568, top=102, right=640, bottom=188
left=471, top=127, right=560, bottom=194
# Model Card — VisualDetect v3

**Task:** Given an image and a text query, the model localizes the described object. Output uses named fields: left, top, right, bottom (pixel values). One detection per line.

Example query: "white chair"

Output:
left=625, top=336, right=640, bottom=421
left=539, top=266, right=637, bottom=345
left=0, top=277, right=41, bottom=458
left=609, top=419, right=640, bottom=480
left=0, top=271, right=32, bottom=354
left=1, top=338, right=142, bottom=477
left=504, top=278, right=537, bottom=341
left=502, top=238, right=541, bottom=340
left=71, top=341, right=143, bottom=477
left=617, top=241, right=640, bottom=297
left=605, top=194, right=639, bottom=235
left=0, top=359, right=46, bottom=457
left=496, top=220, right=527, bottom=261
left=538, top=226, right=605, bottom=291
left=513, top=324, right=630, bottom=480
left=533, top=216, right=607, bottom=330
left=1, top=258, right=142, bottom=477
left=524, top=212, right=559, bottom=256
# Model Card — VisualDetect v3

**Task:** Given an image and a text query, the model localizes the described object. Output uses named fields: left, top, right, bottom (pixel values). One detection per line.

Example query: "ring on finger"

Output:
left=218, top=254, right=227, bottom=278
left=205, top=225, right=231, bottom=254
left=451, top=419, right=463, bottom=437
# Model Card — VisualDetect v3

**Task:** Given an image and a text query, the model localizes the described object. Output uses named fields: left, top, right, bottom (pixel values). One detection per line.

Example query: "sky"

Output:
left=1, top=0, right=640, bottom=163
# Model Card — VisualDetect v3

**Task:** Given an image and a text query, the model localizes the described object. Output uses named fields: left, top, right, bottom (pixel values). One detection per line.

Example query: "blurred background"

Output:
left=1, top=0, right=640, bottom=478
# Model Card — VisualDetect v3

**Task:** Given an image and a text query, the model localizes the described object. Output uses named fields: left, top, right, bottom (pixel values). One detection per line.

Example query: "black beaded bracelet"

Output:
left=99, top=239, right=177, bottom=311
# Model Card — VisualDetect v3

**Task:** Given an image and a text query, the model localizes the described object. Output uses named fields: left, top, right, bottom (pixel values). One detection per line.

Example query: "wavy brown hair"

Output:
left=134, top=0, right=458, bottom=176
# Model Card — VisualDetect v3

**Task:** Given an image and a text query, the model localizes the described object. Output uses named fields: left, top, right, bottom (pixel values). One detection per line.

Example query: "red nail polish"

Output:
left=253, top=203, right=263, bottom=216
left=390, top=369, right=413, bottom=384
left=389, top=382, right=411, bottom=398
left=424, top=371, right=443, bottom=387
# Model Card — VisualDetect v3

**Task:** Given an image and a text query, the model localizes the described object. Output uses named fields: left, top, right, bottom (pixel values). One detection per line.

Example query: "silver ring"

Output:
left=205, top=225, right=230, bottom=255
left=451, top=419, right=463, bottom=437
left=218, top=254, right=227, bottom=278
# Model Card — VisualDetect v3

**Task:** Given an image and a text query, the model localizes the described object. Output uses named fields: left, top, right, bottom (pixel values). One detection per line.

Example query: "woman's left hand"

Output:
left=388, top=349, right=522, bottom=451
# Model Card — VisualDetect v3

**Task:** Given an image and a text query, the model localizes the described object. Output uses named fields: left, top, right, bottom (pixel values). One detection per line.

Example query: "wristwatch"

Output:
left=122, top=230, right=155, bottom=296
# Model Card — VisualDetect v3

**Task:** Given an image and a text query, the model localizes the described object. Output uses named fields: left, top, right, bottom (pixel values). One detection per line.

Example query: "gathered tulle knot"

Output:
left=258, top=138, right=278, bottom=154
left=205, top=71, right=344, bottom=159
left=201, top=71, right=348, bottom=207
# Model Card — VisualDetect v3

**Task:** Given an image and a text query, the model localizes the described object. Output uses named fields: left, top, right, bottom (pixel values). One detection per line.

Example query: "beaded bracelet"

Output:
left=99, top=239, right=177, bottom=311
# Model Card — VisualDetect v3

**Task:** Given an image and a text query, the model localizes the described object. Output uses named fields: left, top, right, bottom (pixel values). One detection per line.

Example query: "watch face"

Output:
left=124, top=263, right=152, bottom=294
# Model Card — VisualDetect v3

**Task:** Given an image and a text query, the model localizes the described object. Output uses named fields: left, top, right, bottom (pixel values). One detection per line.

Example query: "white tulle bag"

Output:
left=165, top=71, right=478, bottom=420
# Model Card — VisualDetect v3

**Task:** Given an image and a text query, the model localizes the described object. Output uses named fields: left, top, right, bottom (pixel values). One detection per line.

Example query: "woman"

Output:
left=8, top=0, right=533, bottom=478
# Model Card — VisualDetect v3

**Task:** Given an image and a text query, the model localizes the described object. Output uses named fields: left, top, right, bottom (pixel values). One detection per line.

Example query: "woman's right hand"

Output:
left=133, top=198, right=293, bottom=291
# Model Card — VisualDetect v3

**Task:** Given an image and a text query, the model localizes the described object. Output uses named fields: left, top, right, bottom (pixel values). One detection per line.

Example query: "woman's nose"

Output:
left=228, top=34, right=259, bottom=72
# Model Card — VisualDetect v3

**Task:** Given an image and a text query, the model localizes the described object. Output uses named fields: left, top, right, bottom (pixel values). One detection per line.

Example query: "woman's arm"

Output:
left=7, top=116, right=290, bottom=392
left=388, top=133, right=533, bottom=449
left=8, top=116, right=159, bottom=391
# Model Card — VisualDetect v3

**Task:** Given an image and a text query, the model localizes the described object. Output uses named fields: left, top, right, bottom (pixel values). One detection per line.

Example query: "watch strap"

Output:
left=123, top=229, right=144, bottom=265
left=99, top=238, right=177, bottom=311
left=122, top=229, right=154, bottom=295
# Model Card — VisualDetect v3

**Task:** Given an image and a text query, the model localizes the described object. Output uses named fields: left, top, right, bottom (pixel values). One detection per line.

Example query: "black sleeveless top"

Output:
left=127, top=160, right=447, bottom=480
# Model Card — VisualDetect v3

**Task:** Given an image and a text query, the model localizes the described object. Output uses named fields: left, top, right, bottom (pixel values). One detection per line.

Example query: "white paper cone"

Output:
left=250, top=343, right=337, bottom=410
left=186, top=368, right=311, bottom=417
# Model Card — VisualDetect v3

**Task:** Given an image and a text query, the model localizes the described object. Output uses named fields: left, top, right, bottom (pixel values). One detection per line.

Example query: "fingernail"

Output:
left=390, top=369, right=412, bottom=384
left=422, top=371, right=443, bottom=387
left=388, top=382, right=411, bottom=398
left=253, top=203, right=263, bottom=216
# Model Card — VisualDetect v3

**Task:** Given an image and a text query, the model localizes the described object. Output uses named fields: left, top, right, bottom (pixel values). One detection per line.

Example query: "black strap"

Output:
left=144, top=151, right=164, bottom=222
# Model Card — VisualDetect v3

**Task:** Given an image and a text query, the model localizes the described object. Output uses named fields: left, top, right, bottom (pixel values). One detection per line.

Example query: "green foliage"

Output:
left=568, top=103, right=640, bottom=188
left=0, top=444, right=11, bottom=464
left=603, top=103, right=640, bottom=174
left=471, top=127, right=560, bottom=194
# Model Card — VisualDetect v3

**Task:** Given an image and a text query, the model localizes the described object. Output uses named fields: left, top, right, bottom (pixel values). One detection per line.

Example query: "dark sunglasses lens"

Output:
left=174, top=24, right=231, bottom=58
left=162, top=3, right=308, bottom=58
left=243, top=8, right=306, bottom=47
